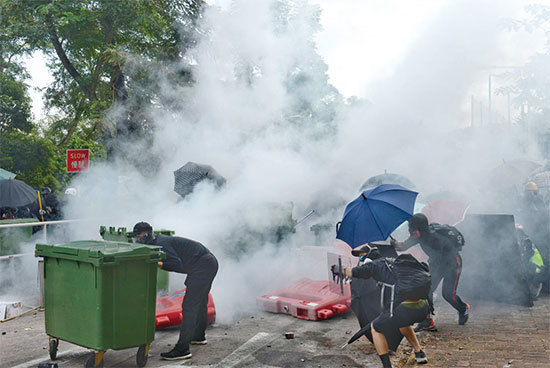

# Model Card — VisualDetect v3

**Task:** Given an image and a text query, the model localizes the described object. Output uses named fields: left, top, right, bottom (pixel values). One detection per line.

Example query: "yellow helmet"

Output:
left=526, top=182, right=539, bottom=191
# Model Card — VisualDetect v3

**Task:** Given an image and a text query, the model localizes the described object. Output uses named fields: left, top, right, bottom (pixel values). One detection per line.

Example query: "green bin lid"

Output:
left=35, top=240, right=164, bottom=266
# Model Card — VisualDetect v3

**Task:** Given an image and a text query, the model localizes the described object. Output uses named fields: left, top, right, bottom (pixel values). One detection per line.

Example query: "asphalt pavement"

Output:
left=1, top=295, right=549, bottom=367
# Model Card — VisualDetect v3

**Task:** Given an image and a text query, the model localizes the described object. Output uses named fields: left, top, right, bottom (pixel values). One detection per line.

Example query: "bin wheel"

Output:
left=49, top=338, right=59, bottom=360
left=84, top=352, right=104, bottom=368
left=136, top=344, right=149, bottom=367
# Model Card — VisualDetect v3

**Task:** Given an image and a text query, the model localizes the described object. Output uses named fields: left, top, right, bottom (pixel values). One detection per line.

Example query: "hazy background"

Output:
left=10, top=0, right=550, bottom=322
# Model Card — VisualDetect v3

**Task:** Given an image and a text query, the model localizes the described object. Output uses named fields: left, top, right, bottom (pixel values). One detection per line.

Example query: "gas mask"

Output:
left=132, top=231, right=154, bottom=245
left=363, top=245, right=380, bottom=260
left=359, top=255, right=373, bottom=264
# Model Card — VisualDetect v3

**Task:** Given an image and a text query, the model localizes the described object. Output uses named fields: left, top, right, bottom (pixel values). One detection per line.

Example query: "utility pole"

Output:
left=471, top=95, right=474, bottom=127
left=507, top=93, right=511, bottom=124
left=487, top=74, right=493, bottom=124
left=480, top=101, right=483, bottom=126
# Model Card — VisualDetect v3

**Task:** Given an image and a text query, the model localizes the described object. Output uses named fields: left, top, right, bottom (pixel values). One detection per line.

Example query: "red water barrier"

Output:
left=156, top=289, right=216, bottom=329
left=257, top=278, right=351, bottom=321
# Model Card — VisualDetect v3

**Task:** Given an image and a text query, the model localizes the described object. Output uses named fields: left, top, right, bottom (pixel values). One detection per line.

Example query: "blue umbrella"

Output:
left=336, top=184, right=418, bottom=248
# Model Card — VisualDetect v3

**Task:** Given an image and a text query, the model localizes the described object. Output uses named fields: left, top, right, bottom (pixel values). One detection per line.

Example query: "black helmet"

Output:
left=129, top=222, right=155, bottom=244
left=129, top=221, right=153, bottom=236
left=408, top=213, right=429, bottom=233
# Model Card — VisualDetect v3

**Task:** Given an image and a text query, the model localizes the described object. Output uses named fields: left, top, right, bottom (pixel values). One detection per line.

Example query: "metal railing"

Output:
left=0, top=218, right=99, bottom=260
left=0, top=218, right=103, bottom=309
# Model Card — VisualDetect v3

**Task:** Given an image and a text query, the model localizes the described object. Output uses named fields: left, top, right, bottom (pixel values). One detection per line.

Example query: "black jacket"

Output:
left=352, top=258, right=395, bottom=284
left=401, top=227, right=458, bottom=266
left=352, top=258, right=396, bottom=307
left=154, top=234, right=210, bottom=274
left=351, top=258, right=379, bottom=300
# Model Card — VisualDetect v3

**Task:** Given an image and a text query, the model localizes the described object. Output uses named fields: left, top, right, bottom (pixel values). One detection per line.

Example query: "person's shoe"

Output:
left=160, top=346, right=192, bottom=360
left=458, top=303, right=470, bottom=325
left=415, top=350, right=428, bottom=364
left=191, top=339, right=207, bottom=345
left=414, top=318, right=437, bottom=332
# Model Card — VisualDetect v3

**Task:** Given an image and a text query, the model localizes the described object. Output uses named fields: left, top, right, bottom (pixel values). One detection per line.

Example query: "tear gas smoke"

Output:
left=11, top=0, right=546, bottom=322
left=0, top=236, right=46, bottom=309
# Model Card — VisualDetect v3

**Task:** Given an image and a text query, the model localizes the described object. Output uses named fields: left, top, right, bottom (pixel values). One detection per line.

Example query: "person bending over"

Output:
left=131, top=222, right=218, bottom=361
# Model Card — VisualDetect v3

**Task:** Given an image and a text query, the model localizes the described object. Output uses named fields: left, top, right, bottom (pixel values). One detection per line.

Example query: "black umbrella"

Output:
left=0, top=178, right=38, bottom=208
left=341, top=321, right=404, bottom=351
left=173, top=162, right=226, bottom=199
left=360, top=172, right=415, bottom=192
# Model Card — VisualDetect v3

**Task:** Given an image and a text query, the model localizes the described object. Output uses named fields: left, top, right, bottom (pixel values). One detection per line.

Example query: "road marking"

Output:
left=161, top=332, right=276, bottom=368
left=10, top=347, right=88, bottom=368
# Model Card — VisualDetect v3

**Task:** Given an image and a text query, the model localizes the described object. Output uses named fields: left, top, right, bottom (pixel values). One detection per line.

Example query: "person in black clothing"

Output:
left=343, top=248, right=428, bottom=368
left=391, top=213, right=469, bottom=331
left=0, top=207, right=16, bottom=219
left=518, top=182, right=550, bottom=294
left=350, top=243, right=399, bottom=328
left=350, top=245, right=383, bottom=328
left=29, top=187, right=60, bottom=221
left=130, top=222, right=219, bottom=361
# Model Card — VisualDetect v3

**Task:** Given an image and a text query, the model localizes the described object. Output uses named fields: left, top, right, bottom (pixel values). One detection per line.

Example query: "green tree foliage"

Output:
left=1, top=0, right=204, bottom=147
left=0, top=73, right=32, bottom=132
left=0, top=0, right=205, bottom=189
left=503, top=5, right=550, bottom=155
left=0, top=130, right=58, bottom=189
left=503, top=5, right=550, bottom=114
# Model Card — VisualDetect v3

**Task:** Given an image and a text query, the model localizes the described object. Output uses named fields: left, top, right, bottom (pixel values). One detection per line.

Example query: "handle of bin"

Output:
left=149, top=252, right=165, bottom=263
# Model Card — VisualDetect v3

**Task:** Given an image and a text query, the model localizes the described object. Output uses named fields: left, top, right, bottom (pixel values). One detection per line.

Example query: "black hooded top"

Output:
left=154, top=234, right=210, bottom=274
left=401, top=225, right=459, bottom=266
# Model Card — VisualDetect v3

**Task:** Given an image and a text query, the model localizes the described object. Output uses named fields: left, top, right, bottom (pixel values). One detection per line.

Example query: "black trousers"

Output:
left=372, top=302, right=430, bottom=334
left=429, top=254, right=467, bottom=314
left=177, top=253, right=218, bottom=350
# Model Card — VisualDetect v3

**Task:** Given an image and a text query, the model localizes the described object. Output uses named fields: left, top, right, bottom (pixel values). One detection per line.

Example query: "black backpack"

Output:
left=430, top=223, right=465, bottom=250
left=386, top=254, right=431, bottom=301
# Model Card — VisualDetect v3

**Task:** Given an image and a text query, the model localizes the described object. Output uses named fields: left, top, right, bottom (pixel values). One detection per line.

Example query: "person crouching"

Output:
left=343, top=248, right=428, bottom=368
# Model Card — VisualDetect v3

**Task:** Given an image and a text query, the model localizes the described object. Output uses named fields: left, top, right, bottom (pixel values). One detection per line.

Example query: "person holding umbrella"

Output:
left=336, top=185, right=428, bottom=367
left=391, top=213, right=470, bottom=331
left=342, top=247, right=429, bottom=368
left=130, top=222, right=218, bottom=361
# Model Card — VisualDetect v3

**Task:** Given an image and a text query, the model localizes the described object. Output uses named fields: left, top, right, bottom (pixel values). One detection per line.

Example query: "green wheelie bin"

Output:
left=99, top=226, right=171, bottom=294
left=35, top=241, right=164, bottom=367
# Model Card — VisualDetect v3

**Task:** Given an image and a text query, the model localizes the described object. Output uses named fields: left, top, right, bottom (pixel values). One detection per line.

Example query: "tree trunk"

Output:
left=111, top=66, right=141, bottom=146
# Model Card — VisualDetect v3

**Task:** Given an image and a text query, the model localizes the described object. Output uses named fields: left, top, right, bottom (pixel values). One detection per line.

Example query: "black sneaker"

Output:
left=415, top=350, right=428, bottom=364
left=191, top=339, right=207, bottom=345
left=414, top=318, right=437, bottom=332
left=458, top=303, right=470, bottom=325
left=160, top=346, right=192, bottom=360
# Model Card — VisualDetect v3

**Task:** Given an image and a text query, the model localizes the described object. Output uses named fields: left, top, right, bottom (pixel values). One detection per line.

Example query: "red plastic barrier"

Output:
left=257, top=278, right=351, bottom=321
left=156, top=289, right=216, bottom=329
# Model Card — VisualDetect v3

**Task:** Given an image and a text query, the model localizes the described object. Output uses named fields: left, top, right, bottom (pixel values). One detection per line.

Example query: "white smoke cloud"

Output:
left=21, top=0, right=546, bottom=322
